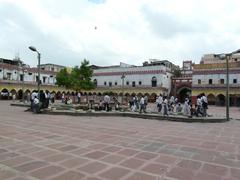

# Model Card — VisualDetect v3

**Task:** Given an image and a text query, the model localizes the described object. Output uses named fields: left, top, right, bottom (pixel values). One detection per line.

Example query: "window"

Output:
left=126, top=81, right=129, bottom=85
left=109, top=82, right=112, bottom=87
left=152, top=76, right=157, bottom=87
left=198, top=79, right=201, bottom=84
left=0, top=69, right=2, bottom=72
left=115, top=82, right=117, bottom=86
left=233, top=79, right=237, bottom=84
left=139, top=81, right=142, bottom=85
left=132, top=81, right=135, bottom=87
left=20, top=74, right=24, bottom=81
left=104, top=81, right=107, bottom=86
left=28, top=73, right=32, bottom=75
left=43, top=77, right=46, bottom=84
left=51, top=67, right=54, bottom=71
left=209, top=79, right=213, bottom=84
left=93, top=79, right=97, bottom=86
left=220, top=79, right=224, bottom=84
left=36, top=76, right=39, bottom=82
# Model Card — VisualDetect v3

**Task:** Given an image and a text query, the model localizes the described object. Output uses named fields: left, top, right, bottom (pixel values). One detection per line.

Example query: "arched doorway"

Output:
left=216, top=94, right=225, bottom=106
left=150, top=93, right=157, bottom=103
left=230, top=95, right=236, bottom=107
left=177, top=87, right=191, bottom=103
left=17, top=89, right=23, bottom=100
left=207, top=94, right=215, bottom=105
left=1, top=89, right=9, bottom=100
left=10, top=89, right=17, bottom=99
left=236, top=97, right=240, bottom=107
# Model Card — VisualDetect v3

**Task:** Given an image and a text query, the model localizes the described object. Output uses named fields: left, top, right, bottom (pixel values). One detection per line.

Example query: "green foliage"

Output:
left=173, top=68, right=182, bottom=77
left=56, top=68, right=71, bottom=89
left=56, top=59, right=95, bottom=91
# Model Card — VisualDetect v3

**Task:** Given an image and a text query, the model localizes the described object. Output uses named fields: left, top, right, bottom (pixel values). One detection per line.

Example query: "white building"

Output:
left=92, top=60, right=178, bottom=96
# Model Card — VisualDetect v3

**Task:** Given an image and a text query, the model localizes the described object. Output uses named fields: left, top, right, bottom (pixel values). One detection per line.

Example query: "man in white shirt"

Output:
left=201, top=93, right=208, bottom=117
left=139, top=96, right=146, bottom=113
left=77, top=92, right=81, bottom=104
left=157, top=94, right=163, bottom=113
left=103, top=94, right=110, bottom=111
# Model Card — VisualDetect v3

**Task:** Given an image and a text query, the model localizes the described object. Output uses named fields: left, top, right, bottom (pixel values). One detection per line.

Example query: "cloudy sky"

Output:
left=1, top=0, right=240, bottom=67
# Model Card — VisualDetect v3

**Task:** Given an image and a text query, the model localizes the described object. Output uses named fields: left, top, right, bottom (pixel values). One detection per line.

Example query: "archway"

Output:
left=177, top=87, right=191, bottom=103
left=131, top=93, right=136, bottom=97
left=17, top=89, right=23, bottom=99
left=137, top=93, right=143, bottom=98
left=236, top=97, right=240, bottom=107
left=216, top=94, right=225, bottom=106
left=150, top=93, right=157, bottom=102
left=144, top=93, right=150, bottom=96
left=207, top=94, right=215, bottom=105
left=1, top=89, right=9, bottom=100
left=10, top=89, right=17, bottom=95
left=230, top=95, right=236, bottom=107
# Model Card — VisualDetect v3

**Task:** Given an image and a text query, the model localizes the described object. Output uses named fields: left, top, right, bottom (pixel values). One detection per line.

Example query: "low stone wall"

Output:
left=43, top=110, right=228, bottom=123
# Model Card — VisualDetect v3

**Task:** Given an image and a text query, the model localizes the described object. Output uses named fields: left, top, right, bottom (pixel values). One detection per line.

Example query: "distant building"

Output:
left=0, top=57, right=66, bottom=99
left=39, top=63, right=65, bottom=73
left=192, top=53, right=240, bottom=106
left=171, top=61, right=193, bottom=102
left=92, top=60, right=178, bottom=101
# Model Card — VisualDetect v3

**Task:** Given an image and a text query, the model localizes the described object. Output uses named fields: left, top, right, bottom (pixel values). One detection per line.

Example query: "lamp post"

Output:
left=29, top=46, right=41, bottom=101
left=121, top=73, right=125, bottom=105
left=218, top=49, right=240, bottom=121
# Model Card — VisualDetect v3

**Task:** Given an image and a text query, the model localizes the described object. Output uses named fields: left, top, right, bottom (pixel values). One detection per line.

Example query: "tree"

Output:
left=56, top=68, right=71, bottom=89
left=56, top=59, right=95, bottom=91
left=79, top=59, right=94, bottom=90
left=173, top=68, right=182, bottom=77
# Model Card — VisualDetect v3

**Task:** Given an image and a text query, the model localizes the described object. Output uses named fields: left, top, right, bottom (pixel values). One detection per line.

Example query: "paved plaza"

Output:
left=0, top=101, right=240, bottom=180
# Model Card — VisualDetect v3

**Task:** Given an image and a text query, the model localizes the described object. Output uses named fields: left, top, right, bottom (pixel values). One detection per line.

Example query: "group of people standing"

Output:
left=129, top=95, right=148, bottom=113
left=156, top=95, right=178, bottom=116
left=30, top=90, right=55, bottom=113
left=155, top=94, right=208, bottom=117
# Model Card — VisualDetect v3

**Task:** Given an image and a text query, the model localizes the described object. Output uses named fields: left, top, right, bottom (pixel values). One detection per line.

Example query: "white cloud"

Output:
left=1, top=0, right=240, bottom=67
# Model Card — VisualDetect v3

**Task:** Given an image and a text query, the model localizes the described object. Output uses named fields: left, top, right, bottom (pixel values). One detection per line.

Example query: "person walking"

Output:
left=144, top=95, right=148, bottom=113
left=163, top=97, right=168, bottom=116
left=77, top=92, right=81, bottom=104
left=103, top=94, right=110, bottom=111
left=139, top=96, right=145, bottom=114
left=157, top=94, right=163, bottom=113
left=201, top=93, right=208, bottom=117
left=183, top=98, right=190, bottom=116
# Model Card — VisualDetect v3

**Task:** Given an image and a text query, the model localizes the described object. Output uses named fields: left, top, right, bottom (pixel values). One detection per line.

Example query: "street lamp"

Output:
left=217, top=49, right=240, bottom=121
left=29, top=46, right=41, bottom=101
left=121, top=73, right=125, bottom=105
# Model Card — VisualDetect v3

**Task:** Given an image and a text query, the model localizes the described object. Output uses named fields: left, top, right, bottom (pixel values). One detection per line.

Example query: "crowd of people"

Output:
left=26, top=90, right=209, bottom=117
left=154, top=93, right=208, bottom=117
left=30, top=90, right=55, bottom=113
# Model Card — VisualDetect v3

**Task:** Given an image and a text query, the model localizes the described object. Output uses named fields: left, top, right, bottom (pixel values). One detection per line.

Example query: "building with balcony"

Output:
left=171, top=61, right=193, bottom=102
left=39, top=63, right=65, bottom=73
left=91, top=60, right=178, bottom=102
left=0, top=58, right=66, bottom=99
left=192, top=55, right=240, bottom=106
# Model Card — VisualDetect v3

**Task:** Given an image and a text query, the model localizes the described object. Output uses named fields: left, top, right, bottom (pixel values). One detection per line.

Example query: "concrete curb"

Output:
left=42, top=110, right=228, bottom=123
left=10, top=103, right=30, bottom=107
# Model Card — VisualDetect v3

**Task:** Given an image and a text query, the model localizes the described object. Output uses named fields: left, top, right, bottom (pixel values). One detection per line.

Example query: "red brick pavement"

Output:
left=0, top=101, right=240, bottom=179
